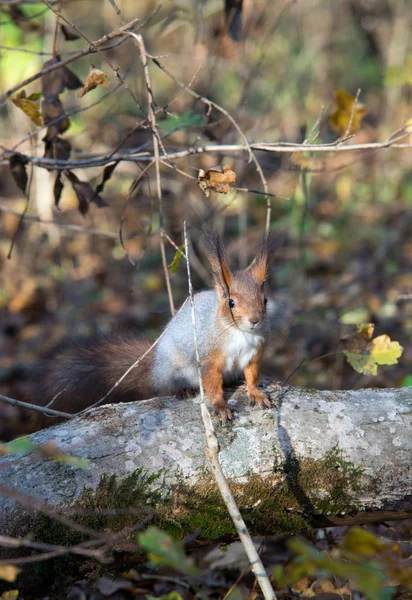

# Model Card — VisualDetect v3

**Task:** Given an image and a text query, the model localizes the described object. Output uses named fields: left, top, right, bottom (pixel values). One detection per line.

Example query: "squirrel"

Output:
left=33, top=230, right=279, bottom=423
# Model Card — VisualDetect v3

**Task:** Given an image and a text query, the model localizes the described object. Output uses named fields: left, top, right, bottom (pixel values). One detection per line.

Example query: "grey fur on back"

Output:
left=152, top=290, right=218, bottom=393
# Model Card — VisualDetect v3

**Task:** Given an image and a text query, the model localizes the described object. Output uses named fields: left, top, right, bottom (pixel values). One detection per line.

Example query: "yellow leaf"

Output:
left=329, top=89, right=367, bottom=136
left=79, top=68, right=110, bottom=98
left=11, top=90, right=43, bottom=126
left=342, top=326, right=403, bottom=376
left=0, top=565, right=20, bottom=582
left=369, top=335, right=403, bottom=366
left=343, top=527, right=384, bottom=556
left=1, top=592, right=19, bottom=600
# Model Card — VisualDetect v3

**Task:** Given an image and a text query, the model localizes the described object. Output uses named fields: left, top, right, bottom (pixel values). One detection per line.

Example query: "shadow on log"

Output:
left=0, top=383, right=411, bottom=541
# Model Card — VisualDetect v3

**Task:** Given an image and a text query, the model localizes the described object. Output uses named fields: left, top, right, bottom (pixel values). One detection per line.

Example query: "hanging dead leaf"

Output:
left=341, top=323, right=403, bottom=375
left=79, top=68, right=110, bottom=98
left=197, top=164, right=236, bottom=197
left=9, top=155, right=28, bottom=193
left=11, top=90, right=42, bottom=126
left=65, top=171, right=108, bottom=215
left=43, top=136, right=71, bottom=161
left=329, top=89, right=367, bottom=137
left=42, top=98, right=70, bottom=139
left=95, top=161, right=119, bottom=195
left=7, top=5, right=39, bottom=31
left=168, top=244, right=185, bottom=273
left=61, top=24, right=80, bottom=41
left=54, top=173, right=64, bottom=207
left=42, top=55, right=82, bottom=101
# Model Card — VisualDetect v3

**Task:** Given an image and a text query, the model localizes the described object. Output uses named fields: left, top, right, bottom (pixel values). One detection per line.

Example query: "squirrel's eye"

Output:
left=264, top=297, right=268, bottom=305
left=229, top=298, right=235, bottom=309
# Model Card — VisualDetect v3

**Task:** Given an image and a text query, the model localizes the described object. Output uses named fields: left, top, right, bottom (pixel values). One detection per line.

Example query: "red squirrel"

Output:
left=34, top=230, right=278, bottom=422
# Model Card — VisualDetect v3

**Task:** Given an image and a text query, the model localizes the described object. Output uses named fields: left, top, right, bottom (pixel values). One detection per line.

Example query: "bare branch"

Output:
left=183, top=222, right=277, bottom=600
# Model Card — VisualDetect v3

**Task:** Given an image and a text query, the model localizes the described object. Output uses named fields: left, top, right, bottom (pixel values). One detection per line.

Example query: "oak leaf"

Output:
left=79, top=68, right=110, bottom=98
left=11, top=90, right=42, bottom=126
left=341, top=323, right=403, bottom=375
left=329, top=89, right=367, bottom=136
left=197, top=164, right=236, bottom=197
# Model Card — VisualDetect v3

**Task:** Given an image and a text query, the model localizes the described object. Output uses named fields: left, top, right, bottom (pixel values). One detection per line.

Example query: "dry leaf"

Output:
left=65, top=171, right=108, bottom=215
left=42, top=55, right=82, bottom=101
left=61, top=24, right=80, bottom=41
left=329, top=89, right=367, bottom=136
left=79, top=68, right=110, bottom=98
left=341, top=323, right=403, bottom=375
left=197, top=164, right=236, bottom=197
left=42, top=97, right=70, bottom=140
left=9, top=155, right=28, bottom=193
left=0, top=565, right=20, bottom=583
left=11, top=90, right=42, bottom=126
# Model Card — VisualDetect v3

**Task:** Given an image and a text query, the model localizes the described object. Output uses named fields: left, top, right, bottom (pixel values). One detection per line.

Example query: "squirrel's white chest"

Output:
left=222, top=328, right=263, bottom=376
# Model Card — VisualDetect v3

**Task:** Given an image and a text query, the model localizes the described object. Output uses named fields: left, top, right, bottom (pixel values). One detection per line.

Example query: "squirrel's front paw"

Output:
left=213, top=400, right=233, bottom=422
left=248, top=387, right=271, bottom=409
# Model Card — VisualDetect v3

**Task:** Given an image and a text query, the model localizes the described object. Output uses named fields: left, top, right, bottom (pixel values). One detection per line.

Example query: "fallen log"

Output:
left=0, top=383, right=411, bottom=541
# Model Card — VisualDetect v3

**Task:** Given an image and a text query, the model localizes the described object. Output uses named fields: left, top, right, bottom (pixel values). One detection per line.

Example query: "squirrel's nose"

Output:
left=249, top=317, right=260, bottom=326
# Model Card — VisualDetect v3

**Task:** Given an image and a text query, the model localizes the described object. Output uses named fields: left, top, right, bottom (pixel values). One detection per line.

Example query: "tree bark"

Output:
left=1, top=383, right=411, bottom=539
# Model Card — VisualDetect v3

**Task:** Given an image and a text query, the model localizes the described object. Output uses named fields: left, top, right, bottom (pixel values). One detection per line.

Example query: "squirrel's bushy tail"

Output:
left=34, top=334, right=154, bottom=415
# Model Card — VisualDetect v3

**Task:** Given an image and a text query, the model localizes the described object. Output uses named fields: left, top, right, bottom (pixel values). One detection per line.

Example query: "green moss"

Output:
left=27, top=448, right=363, bottom=561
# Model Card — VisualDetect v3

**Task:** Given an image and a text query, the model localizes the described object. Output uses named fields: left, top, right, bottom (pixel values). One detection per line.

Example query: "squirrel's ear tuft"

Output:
left=202, top=228, right=232, bottom=297
left=247, top=230, right=280, bottom=283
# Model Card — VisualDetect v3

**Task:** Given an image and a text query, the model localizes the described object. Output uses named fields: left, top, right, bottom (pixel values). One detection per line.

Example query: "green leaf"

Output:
left=168, top=244, right=185, bottom=273
left=159, top=110, right=204, bottom=132
left=138, top=527, right=199, bottom=575
left=401, top=375, right=412, bottom=387
left=2, top=438, right=34, bottom=455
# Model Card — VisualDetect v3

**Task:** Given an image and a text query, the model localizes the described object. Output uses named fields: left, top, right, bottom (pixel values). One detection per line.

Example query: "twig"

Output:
left=5, top=137, right=412, bottom=171
left=0, top=17, right=140, bottom=104
left=130, top=32, right=175, bottom=315
left=7, top=157, right=34, bottom=259
left=0, top=393, right=73, bottom=420
left=340, top=88, right=361, bottom=142
left=0, top=203, right=133, bottom=238
left=183, top=221, right=277, bottom=600
left=148, top=56, right=270, bottom=228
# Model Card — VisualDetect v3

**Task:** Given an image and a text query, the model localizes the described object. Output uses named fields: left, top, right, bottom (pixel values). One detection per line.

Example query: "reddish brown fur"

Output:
left=201, top=350, right=232, bottom=419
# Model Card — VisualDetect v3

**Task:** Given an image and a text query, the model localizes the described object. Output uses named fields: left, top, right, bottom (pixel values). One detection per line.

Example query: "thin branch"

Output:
left=0, top=393, right=73, bottom=419
left=0, top=17, right=140, bottom=104
left=0, top=203, right=132, bottom=238
left=148, top=55, right=270, bottom=228
left=7, top=154, right=34, bottom=259
left=183, top=221, right=277, bottom=600
left=4, top=137, right=412, bottom=171
left=131, top=32, right=175, bottom=315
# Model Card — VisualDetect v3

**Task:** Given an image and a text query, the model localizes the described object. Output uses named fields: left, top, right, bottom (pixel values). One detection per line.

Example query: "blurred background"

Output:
left=0, top=0, right=411, bottom=435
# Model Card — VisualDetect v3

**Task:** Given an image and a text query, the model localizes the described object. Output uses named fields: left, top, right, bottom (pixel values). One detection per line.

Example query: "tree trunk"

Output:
left=1, top=383, right=411, bottom=540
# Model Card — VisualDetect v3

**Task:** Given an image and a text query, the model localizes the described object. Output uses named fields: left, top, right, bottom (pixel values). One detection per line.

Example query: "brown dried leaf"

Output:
left=79, top=68, right=110, bottom=98
left=42, top=55, right=82, bottom=101
left=11, top=90, right=43, bottom=126
left=42, top=98, right=70, bottom=139
left=197, top=164, right=236, bottom=197
left=54, top=173, right=64, bottom=207
left=60, top=24, right=80, bottom=41
left=8, top=5, right=39, bottom=32
left=95, top=161, right=119, bottom=195
left=44, top=136, right=71, bottom=161
left=65, top=171, right=108, bottom=215
left=9, top=155, right=28, bottom=193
